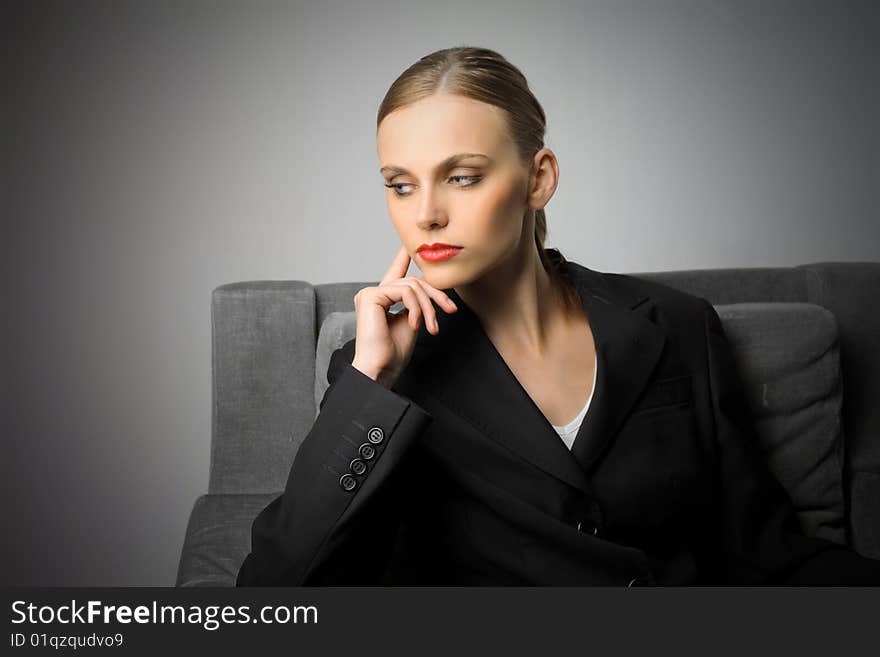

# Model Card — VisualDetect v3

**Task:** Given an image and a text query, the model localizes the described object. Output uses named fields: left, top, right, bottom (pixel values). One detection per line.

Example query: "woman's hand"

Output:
left=350, top=245, right=458, bottom=388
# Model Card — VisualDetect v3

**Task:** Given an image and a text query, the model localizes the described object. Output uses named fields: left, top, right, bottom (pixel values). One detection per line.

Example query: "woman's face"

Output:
left=376, top=93, right=537, bottom=291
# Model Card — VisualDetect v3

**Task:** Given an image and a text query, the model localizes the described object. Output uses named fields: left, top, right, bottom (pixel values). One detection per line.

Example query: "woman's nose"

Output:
left=417, top=214, right=449, bottom=231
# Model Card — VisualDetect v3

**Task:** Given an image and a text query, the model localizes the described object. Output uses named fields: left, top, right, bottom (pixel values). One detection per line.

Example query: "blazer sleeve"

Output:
left=701, top=299, right=880, bottom=585
left=236, top=339, right=433, bottom=586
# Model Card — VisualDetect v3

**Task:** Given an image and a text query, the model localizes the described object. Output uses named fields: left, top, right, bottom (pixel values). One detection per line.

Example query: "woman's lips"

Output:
left=418, top=246, right=463, bottom=262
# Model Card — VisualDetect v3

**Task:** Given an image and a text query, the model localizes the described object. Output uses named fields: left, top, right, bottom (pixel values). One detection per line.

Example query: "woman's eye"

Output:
left=450, top=175, right=482, bottom=187
left=385, top=182, right=414, bottom=196
left=384, top=175, right=482, bottom=197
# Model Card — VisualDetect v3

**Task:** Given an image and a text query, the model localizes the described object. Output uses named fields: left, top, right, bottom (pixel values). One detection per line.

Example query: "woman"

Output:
left=237, top=46, right=880, bottom=586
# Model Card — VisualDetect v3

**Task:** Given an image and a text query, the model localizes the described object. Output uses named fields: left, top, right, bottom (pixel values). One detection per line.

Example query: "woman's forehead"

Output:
left=377, top=102, right=514, bottom=169
left=379, top=95, right=506, bottom=143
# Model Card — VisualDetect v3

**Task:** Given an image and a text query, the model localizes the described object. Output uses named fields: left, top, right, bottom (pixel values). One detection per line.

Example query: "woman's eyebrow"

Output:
left=380, top=152, right=492, bottom=177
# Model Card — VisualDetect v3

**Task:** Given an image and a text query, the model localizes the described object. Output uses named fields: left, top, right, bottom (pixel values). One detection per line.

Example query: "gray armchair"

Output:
left=176, top=262, right=880, bottom=586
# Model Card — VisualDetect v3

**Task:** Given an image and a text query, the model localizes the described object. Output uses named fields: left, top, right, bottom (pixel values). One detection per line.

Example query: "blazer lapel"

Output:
left=426, top=256, right=667, bottom=494
left=563, top=261, right=667, bottom=474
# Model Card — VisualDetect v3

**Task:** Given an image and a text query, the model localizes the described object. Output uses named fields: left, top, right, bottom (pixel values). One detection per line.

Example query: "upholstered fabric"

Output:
left=314, top=311, right=358, bottom=416
left=713, top=303, right=846, bottom=545
left=176, top=493, right=279, bottom=587
left=210, top=282, right=319, bottom=495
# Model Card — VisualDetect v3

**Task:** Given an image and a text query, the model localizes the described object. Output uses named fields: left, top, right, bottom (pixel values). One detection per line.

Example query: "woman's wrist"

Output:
left=351, top=358, right=380, bottom=380
left=351, top=358, right=397, bottom=389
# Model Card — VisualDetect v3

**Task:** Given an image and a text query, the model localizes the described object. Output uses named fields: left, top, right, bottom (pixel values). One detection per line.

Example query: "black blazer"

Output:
left=237, top=254, right=880, bottom=586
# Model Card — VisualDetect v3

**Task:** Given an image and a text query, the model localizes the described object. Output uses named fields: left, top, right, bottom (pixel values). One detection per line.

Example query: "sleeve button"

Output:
left=358, top=443, right=376, bottom=460
left=577, top=520, right=599, bottom=536
left=339, top=474, right=357, bottom=491
left=350, top=458, right=367, bottom=475
left=367, top=426, right=385, bottom=444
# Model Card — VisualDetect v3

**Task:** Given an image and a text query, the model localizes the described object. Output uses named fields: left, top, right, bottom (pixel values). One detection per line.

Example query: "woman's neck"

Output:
left=454, top=246, right=567, bottom=358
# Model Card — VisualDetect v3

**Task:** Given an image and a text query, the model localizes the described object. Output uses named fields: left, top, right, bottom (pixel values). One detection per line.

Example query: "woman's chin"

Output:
left=420, top=270, right=461, bottom=292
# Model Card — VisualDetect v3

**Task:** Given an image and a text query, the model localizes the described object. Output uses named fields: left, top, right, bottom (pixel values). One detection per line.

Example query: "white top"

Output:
left=550, top=351, right=598, bottom=451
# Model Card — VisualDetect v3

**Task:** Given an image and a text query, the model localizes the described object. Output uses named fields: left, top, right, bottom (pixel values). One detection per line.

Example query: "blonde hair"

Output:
left=376, top=46, right=580, bottom=313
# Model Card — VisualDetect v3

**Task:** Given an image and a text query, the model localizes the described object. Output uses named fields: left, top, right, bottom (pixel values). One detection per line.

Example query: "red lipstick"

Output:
left=417, top=242, right=463, bottom=262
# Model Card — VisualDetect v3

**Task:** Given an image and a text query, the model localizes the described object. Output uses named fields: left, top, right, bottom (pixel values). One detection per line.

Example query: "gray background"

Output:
left=5, top=0, right=878, bottom=585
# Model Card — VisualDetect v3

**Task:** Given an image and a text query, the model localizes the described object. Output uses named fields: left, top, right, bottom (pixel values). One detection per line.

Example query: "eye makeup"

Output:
left=385, top=175, right=483, bottom=197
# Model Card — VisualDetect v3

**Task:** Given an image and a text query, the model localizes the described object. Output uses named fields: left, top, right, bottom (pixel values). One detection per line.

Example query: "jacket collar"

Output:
left=423, top=252, right=667, bottom=495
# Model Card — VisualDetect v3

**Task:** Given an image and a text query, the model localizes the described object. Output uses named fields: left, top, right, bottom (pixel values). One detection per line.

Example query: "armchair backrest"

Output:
left=208, top=262, right=880, bottom=558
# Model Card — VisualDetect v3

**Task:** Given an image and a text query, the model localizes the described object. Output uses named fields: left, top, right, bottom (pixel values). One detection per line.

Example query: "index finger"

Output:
left=379, top=244, right=412, bottom=285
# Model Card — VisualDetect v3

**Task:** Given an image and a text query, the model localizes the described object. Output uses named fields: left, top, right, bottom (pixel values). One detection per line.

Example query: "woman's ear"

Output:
left=527, top=149, right=558, bottom=209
